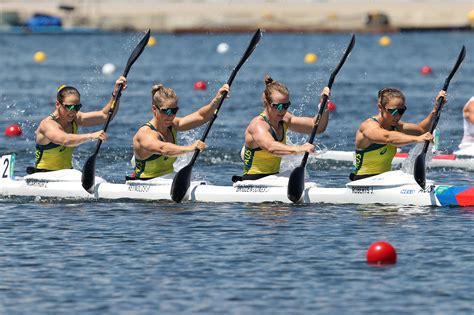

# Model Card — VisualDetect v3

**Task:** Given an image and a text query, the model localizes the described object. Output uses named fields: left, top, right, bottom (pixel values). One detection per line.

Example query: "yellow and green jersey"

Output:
left=35, top=114, right=77, bottom=171
left=242, top=113, right=287, bottom=176
left=134, top=122, right=177, bottom=179
left=352, top=117, right=396, bottom=177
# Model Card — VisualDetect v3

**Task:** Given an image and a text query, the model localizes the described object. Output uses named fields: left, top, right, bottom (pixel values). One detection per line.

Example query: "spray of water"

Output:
left=401, top=142, right=435, bottom=174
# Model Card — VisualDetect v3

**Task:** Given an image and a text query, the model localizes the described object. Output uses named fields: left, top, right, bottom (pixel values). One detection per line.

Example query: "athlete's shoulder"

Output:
left=39, top=115, right=58, bottom=129
left=249, top=114, right=265, bottom=126
left=359, top=117, right=379, bottom=130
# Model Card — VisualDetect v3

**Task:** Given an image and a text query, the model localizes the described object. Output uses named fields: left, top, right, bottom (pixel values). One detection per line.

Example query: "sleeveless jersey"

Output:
left=352, top=117, right=397, bottom=176
left=134, top=123, right=177, bottom=179
left=35, top=114, right=77, bottom=171
left=243, top=113, right=287, bottom=176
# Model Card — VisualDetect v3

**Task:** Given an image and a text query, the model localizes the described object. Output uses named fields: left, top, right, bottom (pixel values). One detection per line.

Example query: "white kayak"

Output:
left=315, top=150, right=474, bottom=170
left=1, top=155, right=473, bottom=207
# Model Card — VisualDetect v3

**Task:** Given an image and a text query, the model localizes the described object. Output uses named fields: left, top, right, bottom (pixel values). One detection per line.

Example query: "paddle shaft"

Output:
left=420, top=96, right=445, bottom=153
left=413, top=46, right=465, bottom=189
left=81, top=29, right=151, bottom=193
left=419, top=46, right=466, bottom=154
left=187, top=89, right=229, bottom=167
left=299, top=34, right=355, bottom=168
left=300, top=94, right=329, bottom=167
left=91, top=85, right=125, bottom=156
left=186, top=29, right=261, bottom=167
left=170, top=29, right=261, bottom=203
left=287, top=34, right=355, bottom=203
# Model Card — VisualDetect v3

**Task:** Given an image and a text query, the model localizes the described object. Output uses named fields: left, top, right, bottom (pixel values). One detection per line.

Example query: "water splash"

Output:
left=401, top=142, right=435, bottom=175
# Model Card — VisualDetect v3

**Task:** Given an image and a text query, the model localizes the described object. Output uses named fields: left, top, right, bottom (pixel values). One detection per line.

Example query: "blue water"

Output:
left=0, top=31, right=473, bottom=314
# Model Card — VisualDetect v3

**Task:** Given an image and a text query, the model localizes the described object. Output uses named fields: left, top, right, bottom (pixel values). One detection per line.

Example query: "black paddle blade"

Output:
left=287, top=166, right=305, bottom=203
left=81, top=154, right=97, bottom=194
left=414, top=153, right=427, bottom=189
left=170, top=164, right=193, bottom=203
left=327, top=34, right=355, bottom=88
left=443, top=46, right=466, bottom=90
left=240, top=29, right=261, bottom=65
left=123, top=29, right=151, bottom=77
left=226, top=29, right=262, bottom=86
left=247, top=29, right=262, bottom=53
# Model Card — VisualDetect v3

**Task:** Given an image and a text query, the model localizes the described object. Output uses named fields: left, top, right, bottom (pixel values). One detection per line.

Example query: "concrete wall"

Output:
left=1, top=0, right=473, bottom=32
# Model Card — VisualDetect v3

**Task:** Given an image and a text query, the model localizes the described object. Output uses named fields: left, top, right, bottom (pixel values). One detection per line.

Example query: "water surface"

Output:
left=0, top=31, right=473, bottom=314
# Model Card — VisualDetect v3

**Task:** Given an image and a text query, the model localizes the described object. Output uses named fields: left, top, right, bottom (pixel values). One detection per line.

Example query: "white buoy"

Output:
left=216, top=42, right=229, bottom=54
left=102, top=63, right=116, bottom=75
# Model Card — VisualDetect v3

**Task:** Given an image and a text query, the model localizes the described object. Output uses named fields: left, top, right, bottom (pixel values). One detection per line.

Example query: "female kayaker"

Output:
left=131, top=83, right=229, bottom=180
left=235, top=74, right=330, bottom=182
left=33, top=76, right=127, bottom=173
left=350, top=88, right=447, bottom=180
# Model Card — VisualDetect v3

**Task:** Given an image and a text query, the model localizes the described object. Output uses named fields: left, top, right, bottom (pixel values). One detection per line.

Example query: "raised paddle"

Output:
left=81, top=29, right=151, bottom=193
left=287, top=34, right=355, bottom=203
left=413, top=45, right=466, bottom=190
left=170, top=29, right=262, bottom=203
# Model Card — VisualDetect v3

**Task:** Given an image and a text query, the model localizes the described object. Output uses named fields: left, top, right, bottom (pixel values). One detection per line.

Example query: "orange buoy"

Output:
left=327, top=100, right=337, bottom=112
left=420, top=65, right=433, bottom=75
left=366, top=241, right=397, bottom=265
left=194, top=81, right=207, bottom=91
left=4, top=123, right=22, bottom=137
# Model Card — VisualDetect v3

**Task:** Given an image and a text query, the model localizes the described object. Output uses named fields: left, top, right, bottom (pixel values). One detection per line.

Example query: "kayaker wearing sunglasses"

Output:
left=130, top=83, right=229, bottom=180
left=234, top=75, right=330, bottom=182
left=32, top=76, right=127, bottom=173
left=350, top=88, right=447, bottom=181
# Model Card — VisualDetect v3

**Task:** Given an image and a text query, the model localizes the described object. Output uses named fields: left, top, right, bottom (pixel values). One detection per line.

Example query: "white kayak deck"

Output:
left=2, top=169, right=472, bottom=207
left=315, top=149, right=474, bottom=170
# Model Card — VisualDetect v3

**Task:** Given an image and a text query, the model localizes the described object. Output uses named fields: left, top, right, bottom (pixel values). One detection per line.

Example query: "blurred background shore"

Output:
left=0, top=0, right=473, bottom=33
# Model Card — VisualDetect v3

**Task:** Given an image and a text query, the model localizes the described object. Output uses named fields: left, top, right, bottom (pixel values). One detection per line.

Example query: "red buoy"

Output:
left=4, top=123, right=22, bottom=137
left=366, top=241, right=397, bottom=265
left=327, top=100, right=337, bottom=112
left=420, top=65, right=433, bottom=75
left=194, top=80, right=207, bottom=91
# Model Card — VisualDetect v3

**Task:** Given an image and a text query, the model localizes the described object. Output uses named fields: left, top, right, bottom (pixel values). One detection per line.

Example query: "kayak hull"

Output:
left=1, top=155, right=472, bottom=206
left=1, top=173, right=473, bottom=207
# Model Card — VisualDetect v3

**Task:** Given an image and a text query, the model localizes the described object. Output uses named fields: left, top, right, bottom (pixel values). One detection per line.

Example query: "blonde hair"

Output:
left=261, top=75, right=289, bottom=106
left=151, top=84, right=177, bottom=107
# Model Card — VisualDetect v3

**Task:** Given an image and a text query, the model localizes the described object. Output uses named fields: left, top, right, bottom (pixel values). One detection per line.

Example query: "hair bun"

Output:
left=151, top=84, right=164, bottom=96
left=264, top=74, right=274, bottom=86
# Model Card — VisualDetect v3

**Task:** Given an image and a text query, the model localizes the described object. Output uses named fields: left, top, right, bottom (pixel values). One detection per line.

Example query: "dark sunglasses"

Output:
left=271, top=101, right=291, bottom=111
left=62, top=103, right=82, bottom=112
left=157, top=107, right=179, bottom=116
left=385, top=106, right=406, bottom=116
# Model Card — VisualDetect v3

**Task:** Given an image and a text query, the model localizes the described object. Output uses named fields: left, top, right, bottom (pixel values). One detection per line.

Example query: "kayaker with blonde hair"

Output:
left=131, top=83, right=229, bottom=180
